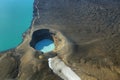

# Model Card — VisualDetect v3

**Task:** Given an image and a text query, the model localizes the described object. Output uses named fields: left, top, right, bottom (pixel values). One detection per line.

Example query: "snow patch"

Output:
left=48, top=57, right=81, bottom=80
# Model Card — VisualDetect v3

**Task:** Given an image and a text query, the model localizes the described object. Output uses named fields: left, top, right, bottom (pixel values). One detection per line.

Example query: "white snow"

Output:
left=48, top=57, right=81, bottom=80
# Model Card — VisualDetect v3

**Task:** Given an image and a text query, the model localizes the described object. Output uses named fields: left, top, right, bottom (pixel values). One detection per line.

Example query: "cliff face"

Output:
left=0, top=0, right=120, bottom=80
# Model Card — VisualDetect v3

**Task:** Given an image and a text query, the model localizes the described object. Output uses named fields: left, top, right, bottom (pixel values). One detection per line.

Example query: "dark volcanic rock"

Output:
left=0, top=0, right=120, bottom=80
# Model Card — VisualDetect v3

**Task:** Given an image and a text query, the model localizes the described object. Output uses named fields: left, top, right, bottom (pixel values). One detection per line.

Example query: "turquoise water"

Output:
left=35, top=39, right=55, bottom=53
left=0, top=0, right=33, bottom=52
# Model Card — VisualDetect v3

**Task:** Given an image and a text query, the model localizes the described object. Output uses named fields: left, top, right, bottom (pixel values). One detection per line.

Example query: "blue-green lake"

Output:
left=0, top=0, right=33, bottom=52
left=35, top=39, right=55, bottom=53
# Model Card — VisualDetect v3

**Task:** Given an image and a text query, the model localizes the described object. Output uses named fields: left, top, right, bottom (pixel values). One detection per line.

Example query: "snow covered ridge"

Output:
left=48, top=57, right=81, bottom=80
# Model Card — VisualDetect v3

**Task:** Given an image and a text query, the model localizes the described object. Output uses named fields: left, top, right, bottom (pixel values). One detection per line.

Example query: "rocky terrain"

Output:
left=0, top=0, right=120, bottom=80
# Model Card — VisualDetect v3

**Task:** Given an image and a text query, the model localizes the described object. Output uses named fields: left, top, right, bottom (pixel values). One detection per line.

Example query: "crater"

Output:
left=30, top=29, right=55, bottom=53
left=30, top=28, right=66, bottom=54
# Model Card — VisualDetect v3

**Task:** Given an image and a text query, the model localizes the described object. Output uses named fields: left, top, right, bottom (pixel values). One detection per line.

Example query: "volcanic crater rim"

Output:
left=30, top=28, right=65, bottom=53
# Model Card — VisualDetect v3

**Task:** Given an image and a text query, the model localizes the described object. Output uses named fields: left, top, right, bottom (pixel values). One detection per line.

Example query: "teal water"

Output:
left=0, top=0, right=33, bottom=52
left=35, top=39, right=55, bottom=53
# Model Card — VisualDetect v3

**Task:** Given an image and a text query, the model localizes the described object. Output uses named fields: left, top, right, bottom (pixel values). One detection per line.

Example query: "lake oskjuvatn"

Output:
left=0, top=0, right=33, bottom=52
